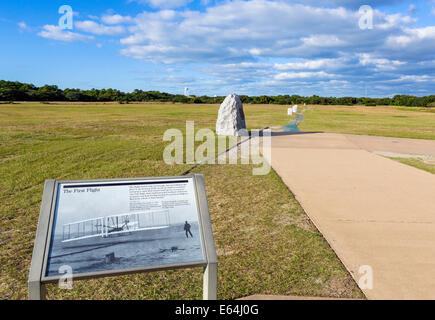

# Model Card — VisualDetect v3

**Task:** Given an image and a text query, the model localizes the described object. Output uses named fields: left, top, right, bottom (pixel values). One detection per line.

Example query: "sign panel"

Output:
left=38, top=176, right=211, bottom=282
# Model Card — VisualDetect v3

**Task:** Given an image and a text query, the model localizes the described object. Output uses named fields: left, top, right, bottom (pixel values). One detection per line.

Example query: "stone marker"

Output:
left=216, top=93, right=247, bottom=136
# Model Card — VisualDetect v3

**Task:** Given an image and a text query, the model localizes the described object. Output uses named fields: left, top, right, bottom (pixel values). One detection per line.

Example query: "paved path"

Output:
left=343, top=134, right=435, bottom=157
left=266, top=133, right=435, bottom=299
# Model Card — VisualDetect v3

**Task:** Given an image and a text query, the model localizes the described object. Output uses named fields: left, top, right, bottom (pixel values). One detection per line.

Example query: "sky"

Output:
left=0, top=0, right=434, bottom=97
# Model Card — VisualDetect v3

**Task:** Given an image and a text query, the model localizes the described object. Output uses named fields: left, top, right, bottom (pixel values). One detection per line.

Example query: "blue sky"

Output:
left=1, top=0, right=434, bottom=97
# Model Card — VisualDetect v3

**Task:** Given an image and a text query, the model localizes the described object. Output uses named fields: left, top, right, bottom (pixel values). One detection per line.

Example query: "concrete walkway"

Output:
left=267, top=133, right=435, bottom=299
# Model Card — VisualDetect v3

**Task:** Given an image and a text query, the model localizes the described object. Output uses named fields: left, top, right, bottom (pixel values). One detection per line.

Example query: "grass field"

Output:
left=388, top=157, right=435, bottom=174
left=300, top=105, right=435, bottom=140
left=1, top=102, right=434, bottom=299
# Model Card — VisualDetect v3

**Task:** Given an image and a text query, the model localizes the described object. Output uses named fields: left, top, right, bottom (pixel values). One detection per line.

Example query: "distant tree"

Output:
left=64, top=89, right=82, bottom=101
left=37, top=85, right=64, bottom=101
left=1, top=80, right=433, bottom=107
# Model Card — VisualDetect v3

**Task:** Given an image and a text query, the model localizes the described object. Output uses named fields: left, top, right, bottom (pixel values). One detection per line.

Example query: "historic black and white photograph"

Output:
left=45, top=178, right=204, bottom=277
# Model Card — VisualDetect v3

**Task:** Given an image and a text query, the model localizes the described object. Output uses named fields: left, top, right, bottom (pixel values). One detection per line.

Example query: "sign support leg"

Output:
left=28, top=281, right=46, bottom=300
left=203, top=262, right=217, bottom=300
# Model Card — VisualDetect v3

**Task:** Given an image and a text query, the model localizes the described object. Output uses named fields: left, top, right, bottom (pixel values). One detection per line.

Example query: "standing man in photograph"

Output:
left=184, top=221, right=193, bottom=238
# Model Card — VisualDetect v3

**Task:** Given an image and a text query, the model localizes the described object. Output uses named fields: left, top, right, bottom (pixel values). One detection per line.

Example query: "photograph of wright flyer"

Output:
left=28, top=174, right=217, bottom=300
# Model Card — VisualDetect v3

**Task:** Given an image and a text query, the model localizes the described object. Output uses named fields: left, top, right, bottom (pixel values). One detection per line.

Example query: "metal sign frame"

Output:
left=28, top=174, right=217, bottom=300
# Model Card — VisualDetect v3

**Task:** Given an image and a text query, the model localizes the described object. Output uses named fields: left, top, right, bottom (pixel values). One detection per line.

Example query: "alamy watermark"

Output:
left=359, top=5, right=374, bottom=30
left=58, top=5, right=73, bottom=30
left=358, top=265, right=373, bottom=290
left=163, top=121, right=271, bottom=175
left=58, top=265, right=73, bottom=289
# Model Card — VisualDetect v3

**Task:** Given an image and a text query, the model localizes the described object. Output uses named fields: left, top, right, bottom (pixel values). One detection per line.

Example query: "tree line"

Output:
left=1, top=80, right=434, bottom=107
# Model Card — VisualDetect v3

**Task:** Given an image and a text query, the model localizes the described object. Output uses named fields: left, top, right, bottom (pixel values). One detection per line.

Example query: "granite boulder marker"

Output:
left=216, top=94, right=247, bottom=136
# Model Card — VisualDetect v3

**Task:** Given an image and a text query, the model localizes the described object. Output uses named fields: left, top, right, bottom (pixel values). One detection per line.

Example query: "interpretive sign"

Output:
left=28, top=174, right=217, bottom=300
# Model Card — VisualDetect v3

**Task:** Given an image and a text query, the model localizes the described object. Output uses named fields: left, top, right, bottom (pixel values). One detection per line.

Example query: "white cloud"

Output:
left=293, top=0, right=408, bottom=8
left=101, top=14, right=134, bottom=25
left=358, top=53, right=405, bottom=71
left=18, top=22, right=29, bottom=31
left=37, top=25, right=94, bottom=42
left=131, top=0, right=193, bottom=9
left=112, top=0, right=435, bottom=97
left=248, top=48, right=262, bottom=55
left=326, top=79, right=349, bottom=85
left=31, top=0, right=435, bottom=96
left=376, top=13, right=415, bottom=30
left=386, top=26, right=435, bottom=47
left=390, top=75, right=434, bottom=82
left=274, top=58, right=345, bottom=70
left=301, top=35, right=346, bottom=47
left=118, top=1, right=420, bottom=64
left=75, top=20, right=125, bottom=35
left=274, top=71, right=336, bottom=80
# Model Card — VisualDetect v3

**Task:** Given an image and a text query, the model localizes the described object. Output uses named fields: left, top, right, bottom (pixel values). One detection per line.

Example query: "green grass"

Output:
left=0, top=103, right=364, bottom=300
left=388, top=157, right=435, bottom=174
left=300, top=105, right=435, bottom=140
left=3, top=102, right=433, bottom=299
